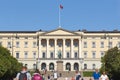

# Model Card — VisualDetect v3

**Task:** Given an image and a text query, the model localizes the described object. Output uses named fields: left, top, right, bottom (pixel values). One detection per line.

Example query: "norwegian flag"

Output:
left=60, top=4, right=63, bottom=9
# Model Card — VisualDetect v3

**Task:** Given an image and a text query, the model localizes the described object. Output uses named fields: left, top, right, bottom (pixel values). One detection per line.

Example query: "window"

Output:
left=50, top=41, right=54, bottom=47
left=84, top=64, right=87, bottom=69
left=16, top=52, right=19, bottom=58
left=8, top=37, right=11, bottom=39
left=25, top=37, right=28, bottom=39
left=101, top=51, right=104, bottom=57
left=49, top=63, right=54, bottom=70
left=33, top=64, right=36, bottom=70
left=58, top=42, right=62, bottom=47
left=117, top=42, right=120, bottom=48
left=84, top=52, right=87, bottom=58
left=42, top=52, right=46, bottom=58
left=108, top=42, right=112, bottom=48
left=92, top=64, right=96, bottom=70
left=66, top=42, right=70, bottom=47
left=0, top=42, right=2, bottom=46
left=66, top=52, right=70, bottom=58
left=83, top=42, right=87, bottom=48
left=74, top=42, right=78, bottom=47
left=50, top=52, right=54, bottom=58
left=24, top=52, right=28, bottom=58
left=33, top=52, right=36, bottom=59
left=74, top=52, right=78, bottom=58
left=24, top=42, right=28, bottom=48
left=33, top=42, right=37, bottom=48
left=16, top=42, right=20, bottom=48
left=25, top=64, right=28, bottom=67
left=7, top=42, right=11, bottom=48
left=92, top=42, right=96, bottom=48
left=100, top=42, right=104, bottom=48
left=92, top=51, right=96, bottom=58
left=33, top=37, right=37, bottom=39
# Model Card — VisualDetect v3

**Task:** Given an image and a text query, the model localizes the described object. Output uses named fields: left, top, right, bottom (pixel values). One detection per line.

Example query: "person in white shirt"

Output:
left=100, top=71, right=108, bottom=80
left=53, top=71, right=58, bottom=80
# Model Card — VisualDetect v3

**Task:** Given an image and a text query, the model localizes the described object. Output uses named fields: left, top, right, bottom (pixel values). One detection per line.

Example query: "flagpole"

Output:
left=59, top=5, right=61, bottom=28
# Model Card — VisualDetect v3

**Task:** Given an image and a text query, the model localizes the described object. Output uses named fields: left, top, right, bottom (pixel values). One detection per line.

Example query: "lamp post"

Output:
left=79, top=58, right=84, bottom=80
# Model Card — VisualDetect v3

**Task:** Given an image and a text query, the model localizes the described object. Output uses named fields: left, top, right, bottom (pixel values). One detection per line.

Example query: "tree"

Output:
left=0, top=46, right=22, bottom=80
left=100, top=47, right=120, bottom=80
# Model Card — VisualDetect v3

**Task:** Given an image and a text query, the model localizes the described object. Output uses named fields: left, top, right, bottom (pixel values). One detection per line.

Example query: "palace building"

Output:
left=0, top=28, right=120, bottom=71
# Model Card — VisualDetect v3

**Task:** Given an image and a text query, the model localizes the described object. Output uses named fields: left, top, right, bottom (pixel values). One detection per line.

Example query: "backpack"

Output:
left=32, top=74, right=42, bottom=80
left=19, top=72, right=27, bottom=80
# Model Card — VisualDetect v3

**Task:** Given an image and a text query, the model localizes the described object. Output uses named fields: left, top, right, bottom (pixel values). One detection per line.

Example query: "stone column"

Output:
left=63, top=39, right=65, bottom=58
left=79, top=39, right=82, bottom=58
left=46, top=39, right=49, bottom=58
left=54, top=39, right=57, bottom=58
left=71, top=39, right=73, bottom=58
left=39, top=39, right=41, bottom=58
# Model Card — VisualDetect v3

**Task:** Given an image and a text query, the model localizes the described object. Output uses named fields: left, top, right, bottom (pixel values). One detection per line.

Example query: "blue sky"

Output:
left=0, top=0, right=120, bottom=31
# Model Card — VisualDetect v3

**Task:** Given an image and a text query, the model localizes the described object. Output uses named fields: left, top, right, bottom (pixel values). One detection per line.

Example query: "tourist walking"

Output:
left=100, top=71, right=108, bottom=80
left=53, top=71, right=58, bottom=80
left=92, top=69, right=100, bottom=80
left=32, top=69, right=42, bottom=80
left=75, top=70, right=81, bottom=80
left=16, top=66, right=31, bottom=80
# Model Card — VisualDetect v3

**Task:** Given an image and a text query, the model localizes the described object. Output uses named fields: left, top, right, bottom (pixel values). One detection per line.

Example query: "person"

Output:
left=53, top=71, right=58, bottom=80
left=16, top=66, right=31, bottom=80
left=75, top=70, right=81, bottom=80
left=71, top=76, right=75, bottom=80
left=100, top=71, right=108, bottom=80
left=32, top=69, right=42, bottom=80
left=92, top=69, right=100, bottom=80
left=47, top=74, right=50, bottom=80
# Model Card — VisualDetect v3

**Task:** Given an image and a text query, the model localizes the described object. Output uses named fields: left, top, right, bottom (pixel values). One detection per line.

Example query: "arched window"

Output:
left=74, top=63, right=79, bottom=70
left=41, top=63, right=46, bottom=70
left=84, top=64, right=87, bottom=69
left=66, top=63, right=71, bottom=71
left=49, top=63, right=54, bottom=70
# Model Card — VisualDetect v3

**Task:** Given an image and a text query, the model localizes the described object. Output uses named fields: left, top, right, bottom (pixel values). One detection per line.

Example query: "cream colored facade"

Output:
left=0, top=28, right=120, bottom=71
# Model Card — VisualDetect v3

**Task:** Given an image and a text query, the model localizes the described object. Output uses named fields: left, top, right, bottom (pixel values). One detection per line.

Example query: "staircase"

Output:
left=41, top=71, right=76, bottom=78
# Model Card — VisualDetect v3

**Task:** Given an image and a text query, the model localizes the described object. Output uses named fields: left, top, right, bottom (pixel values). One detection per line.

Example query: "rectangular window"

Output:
left=118, top=42, right=120, bottom=48
left=16, top=42, right=20, bottom=48
left=101, top=51, right=104, bottom=57
left=66, top=52, right=70, bottom=58
left=25, top=37, right=28, bottom=39
left=42, top=52, right=46, bottom=58
left=84, top=52, right=87, bottom=58
left=7, top=42, right=11, bottom=48
left=108, top=42, right=112, bottom=48
left=50, top=41, right=54, bottom=47
left=100, top=42, right=104, bottom=48
left=66, top=42, right=70, bottom=47
left=33, top=52, right=36, bottom=59
left=24, top=52, right=28, bottom=58
left=0, top=42, right=2, bottom=46
left=74, top=52, right=78, bottom=58
left=74, top=42, right=78, bottom=47
left=92, top=51, right=96, bottom=58
left=33, top=42, right=37, bottom=48
left=58, top=42, right=62, bottom=47
left=83, top=42, right=87, bottom=48
left=16, top=52, right=19, bottom=58
left=24, top=42, right=28, bottom=48
left=50, top=52, right=54, bottom=58
left=92, top=42, right=96, bottom=48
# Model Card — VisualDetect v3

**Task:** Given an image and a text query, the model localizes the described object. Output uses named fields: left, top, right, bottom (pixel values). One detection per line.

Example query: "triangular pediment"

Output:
left=41, top=28, right=79, bottom=36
